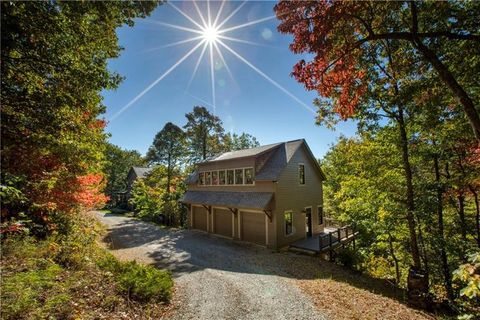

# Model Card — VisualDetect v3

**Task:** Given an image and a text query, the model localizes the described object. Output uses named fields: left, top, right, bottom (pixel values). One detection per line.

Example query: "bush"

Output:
left=2, top=229, right=173, bottom=319
left=336, top=247, right=364, bottom=270
left=117, top=261, right=173, bottom=303
left=98, top=253, right=173, bottom=303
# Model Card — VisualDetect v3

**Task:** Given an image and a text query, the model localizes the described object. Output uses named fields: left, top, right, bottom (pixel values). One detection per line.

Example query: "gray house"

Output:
left=126, top=166, right=152, bottom=192
left=182, top=139, right=325, bottom=249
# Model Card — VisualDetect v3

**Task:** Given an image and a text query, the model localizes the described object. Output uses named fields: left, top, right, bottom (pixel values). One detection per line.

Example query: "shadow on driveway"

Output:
left=99, top=212, right=408, bottom=302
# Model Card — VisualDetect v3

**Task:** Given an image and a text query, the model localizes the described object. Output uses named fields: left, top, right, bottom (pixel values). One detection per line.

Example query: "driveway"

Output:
left=95, top=212, right=327, bottom=320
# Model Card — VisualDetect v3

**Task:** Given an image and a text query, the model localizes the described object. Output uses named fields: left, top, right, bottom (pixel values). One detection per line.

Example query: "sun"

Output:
left=111, top=0, right=316, bottom=121
left=202, top=26, right=219, bottom=43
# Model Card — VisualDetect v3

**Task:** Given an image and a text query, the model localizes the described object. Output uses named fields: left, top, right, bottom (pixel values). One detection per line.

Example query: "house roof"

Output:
left=200, top=142, right=282, bottom=163
left=181, top=191, right=274, bottom=210
left=186, top=139, right=325, bottom=184
left=131, top=166, right=152, bottom=179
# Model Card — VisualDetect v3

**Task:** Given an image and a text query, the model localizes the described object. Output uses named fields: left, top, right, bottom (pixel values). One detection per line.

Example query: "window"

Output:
left=212, top=171, right=218, bottom=185
left=244, top=168, right=254, bottom=184
left=219, top=170, right=226, bottom=185
left=299, top=164, right=305, bottom=185
left=205, top=172, right=211, bottom=185
left=285, top=211, right=293, bottom=235
left=317, top=206, right=323, bottom=225
left=199, top=172, right=205, bottom=185
left=227, top=170, right=234, bottom=185
left=235, top=169, right=244, bottom=185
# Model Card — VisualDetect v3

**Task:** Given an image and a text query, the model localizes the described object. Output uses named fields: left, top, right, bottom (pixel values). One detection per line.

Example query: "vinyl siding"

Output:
left=274, top=144, right=324, bottom=248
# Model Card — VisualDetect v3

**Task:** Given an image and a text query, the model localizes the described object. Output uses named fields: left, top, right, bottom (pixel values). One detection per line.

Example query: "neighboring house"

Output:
left=126, top=166, right=153, bottom=195
left=182, top=139, right=326, bottom=249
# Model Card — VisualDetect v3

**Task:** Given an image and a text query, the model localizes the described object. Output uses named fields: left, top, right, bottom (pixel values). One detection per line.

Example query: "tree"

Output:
left=104, top=143, right=146, bottom=197
left=146, top=122, right=186, bottom=195
left=1, top=1, right=159, bottom=230
left=184, top=106, right=224, bottom=163
left=222, top=132, right=260, bottom=151
left=275, top=1, right=480, bottom=142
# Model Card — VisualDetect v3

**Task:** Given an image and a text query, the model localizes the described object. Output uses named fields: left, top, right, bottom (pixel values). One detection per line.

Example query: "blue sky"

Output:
left=102, top=1, right=357, bottom=159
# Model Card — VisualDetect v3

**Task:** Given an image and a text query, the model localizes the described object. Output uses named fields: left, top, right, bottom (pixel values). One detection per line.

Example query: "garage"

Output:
left=213, top=208, right=233, bottom=238
left=241, top=210, right=266, bottom=245
left=192, top=205, right=208, bottom=231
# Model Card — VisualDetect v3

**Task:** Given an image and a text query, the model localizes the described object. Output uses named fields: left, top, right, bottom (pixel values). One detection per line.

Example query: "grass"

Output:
left=1, top=223, right=173, bottom=319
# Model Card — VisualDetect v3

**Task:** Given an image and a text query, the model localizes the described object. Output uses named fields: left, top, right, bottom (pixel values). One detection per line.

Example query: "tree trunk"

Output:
left=387, top=232, right=401, bottom=285
left=202, top=131, right=207, bottom=160
left=434, top=154, right=454, bottom=300
left=469, top=186, right=480, bottom=248
left=397, top=106, right=422, bottom=269
left=412, top=39, right=480, bottom=143
left=458, top=193, right=467, bottom=243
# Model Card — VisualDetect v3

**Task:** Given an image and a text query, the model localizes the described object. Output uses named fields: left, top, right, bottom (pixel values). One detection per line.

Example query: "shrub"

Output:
left=117, top=261, right=173, bottom=303
left=336, top=247, right=364, bottom=270
left=97, top=253, right=173, bottom=303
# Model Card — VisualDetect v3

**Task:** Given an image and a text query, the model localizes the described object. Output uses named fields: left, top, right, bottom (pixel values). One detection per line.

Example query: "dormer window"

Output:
left=235, top=169, right=243, bottom=185
left=227, top=170, right=234, bottom=185
left=212, top=171, right=219, bottom=185
left=205, top=172, right=212, bottom=185
left=198, top=167, right=254, bottom=186
left=244, top=168, right=254, bottom=184
left=299, top=164, right=305, bottom=185
left=219, top=170, right=226, bottom=185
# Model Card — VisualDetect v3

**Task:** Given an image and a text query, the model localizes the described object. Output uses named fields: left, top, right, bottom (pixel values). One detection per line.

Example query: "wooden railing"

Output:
left=319, top=225, right=357, bottom=251
left=324, top=216, right=344, bottom=228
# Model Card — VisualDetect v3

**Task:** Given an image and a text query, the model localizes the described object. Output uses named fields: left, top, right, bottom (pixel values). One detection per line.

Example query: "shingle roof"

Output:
left=186, top=138, right=325, bottom=184
left=131, top=167, right=152, bottom=179
left=201, top=142, right=282, bottom=163
left=181, top=191, right=274, bottom=210
left=254, top=139, right=304, bottom=181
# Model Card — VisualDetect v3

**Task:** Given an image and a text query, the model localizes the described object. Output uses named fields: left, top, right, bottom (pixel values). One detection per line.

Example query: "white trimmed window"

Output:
left=205, top=172, right=211, bottom=185
left=219, top=170, right=226, bottom=185
left=299, top=164, right=305, bottom=185
left=244, top=168, right=254, bottom=184
left=212, top=171, right=219, bottom=185
left=235, top=169, right=244, bottom=185
left=227, top=170, right=234, bottom=185
left=285, top=211, right=293, bottom=235
left=317, top=206, right=323, bottom=225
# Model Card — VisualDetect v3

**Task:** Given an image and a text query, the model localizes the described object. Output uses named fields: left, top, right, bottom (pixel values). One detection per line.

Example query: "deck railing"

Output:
left=324, top=217, right=344, bottom=228
left=319, top=225, right=357, bottom=251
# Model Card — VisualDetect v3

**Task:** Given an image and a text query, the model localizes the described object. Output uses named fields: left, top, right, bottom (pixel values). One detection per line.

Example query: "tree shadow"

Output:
left=100, top=212, right=410, bottom=305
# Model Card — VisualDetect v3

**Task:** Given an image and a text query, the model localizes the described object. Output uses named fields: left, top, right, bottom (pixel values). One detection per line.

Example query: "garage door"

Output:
left=241, top=211, right=266, bottom=245
left=192, top=206, right=208, bottom=231
left=213, top=208, right=232, bottom=238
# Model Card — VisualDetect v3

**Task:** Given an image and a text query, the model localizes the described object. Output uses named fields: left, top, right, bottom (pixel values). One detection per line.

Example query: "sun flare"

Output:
left=111, top=0, right=315, bottom=121
left=203, top=26, right=219, bottom=43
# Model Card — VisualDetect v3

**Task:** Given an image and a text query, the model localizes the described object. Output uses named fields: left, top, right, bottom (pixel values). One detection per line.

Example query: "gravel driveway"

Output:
left=95, top=212, right=327, bottom=320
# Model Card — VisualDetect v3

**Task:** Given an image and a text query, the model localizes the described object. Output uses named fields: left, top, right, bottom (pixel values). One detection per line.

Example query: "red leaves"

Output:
left=276, top=0, right=368, bottom=119
left=74, top=173, right=109, bottom=209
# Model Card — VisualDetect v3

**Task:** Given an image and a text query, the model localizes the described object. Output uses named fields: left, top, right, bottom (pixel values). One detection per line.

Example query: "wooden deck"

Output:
left=290, top=226, right=358, bottom=254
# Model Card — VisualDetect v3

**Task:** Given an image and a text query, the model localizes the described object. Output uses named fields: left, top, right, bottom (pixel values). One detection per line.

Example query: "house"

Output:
left=126, top=166, right=152, bottom=195
left=182, top=139, right=326, bottom=249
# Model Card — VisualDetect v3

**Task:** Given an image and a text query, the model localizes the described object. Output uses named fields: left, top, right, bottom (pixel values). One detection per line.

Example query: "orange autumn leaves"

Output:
left=276, top=0, right=368, bottom=119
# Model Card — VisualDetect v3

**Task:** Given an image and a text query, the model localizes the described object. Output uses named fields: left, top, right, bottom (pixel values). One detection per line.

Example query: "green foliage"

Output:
left=1, top=219, right=173, bottom=318
left=453, top=252, right=480, bottom=299
left=129, top=179, right=164, bottom=221
left=184, top=106, right=225, bottom=162
left=222, top=132, right=260, bottom=151
left=104, top=143, right=146, bottom=197
left=1, top=1, right=159, bottom=229
left=116, top=261, right=173, bottom=303
left=97, top=253, right=173, bottom=303
left=336, top=248, right=364, bottom=271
